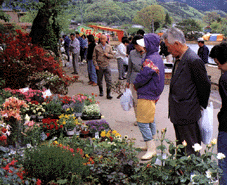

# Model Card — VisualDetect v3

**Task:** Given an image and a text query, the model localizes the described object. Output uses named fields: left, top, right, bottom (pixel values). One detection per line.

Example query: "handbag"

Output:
left=120, top=88, right=133, bottom=111
left=198, top=102, right=213, bottom=144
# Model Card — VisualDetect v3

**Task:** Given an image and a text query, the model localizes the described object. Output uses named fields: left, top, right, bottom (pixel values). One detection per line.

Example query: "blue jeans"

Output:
left=138, top=118, right=156, bottom=142
left=218, top=131, right=227, bottom=185
left=87, top=59, right=97, bottom=83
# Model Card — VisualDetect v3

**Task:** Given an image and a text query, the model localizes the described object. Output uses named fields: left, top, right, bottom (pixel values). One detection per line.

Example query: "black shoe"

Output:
left=99, top=86, right=103, bottom=96
left=107, top=89, right=113, bottom=99
left=118, top=78, right=124, bottom=80
left=71, top=72, right=76, bottom=74
left=123, top=77, right=127, bottom=79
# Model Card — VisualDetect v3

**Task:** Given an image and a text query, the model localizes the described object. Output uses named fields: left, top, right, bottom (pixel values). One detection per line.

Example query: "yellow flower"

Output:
left=62, top=121, right=66, bottom=125
left=54, top=141, right=58, bottom=145
left=106, top=132, right=111, bottom=137
left=59, top=114, right=64, bottom=119
left=211, top=138, right=217, bottom=145
left=85, top=154, right=89, bottom=158
left=115, top=133, right=121, bottom=137
left=66, top=108, right=70, bottom=111
left=65, top=115, right=69, bottom=119
left=100, top=131, right=106, bottom=137
left=112, top=130, right=117, bottom=135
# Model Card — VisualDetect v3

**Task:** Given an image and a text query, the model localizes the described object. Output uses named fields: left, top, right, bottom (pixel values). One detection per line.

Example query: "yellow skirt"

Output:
left=136, top=99, right=156, bottom=123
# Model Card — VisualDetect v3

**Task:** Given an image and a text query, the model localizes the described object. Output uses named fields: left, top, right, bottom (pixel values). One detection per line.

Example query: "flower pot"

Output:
left=36, top=116, right=44, bottom=122
left=80, top=130, right=90, bottom=138
left=65, top=127, right=76, bottom=136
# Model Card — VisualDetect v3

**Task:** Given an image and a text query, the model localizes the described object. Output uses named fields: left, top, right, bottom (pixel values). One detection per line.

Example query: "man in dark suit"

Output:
left=197, top=37, right=209, bottom=64
left=163, top=27, right=211, bottom=156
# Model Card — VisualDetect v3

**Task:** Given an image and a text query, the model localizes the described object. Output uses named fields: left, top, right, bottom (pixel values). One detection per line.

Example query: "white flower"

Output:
left=26, top=144, right=32, bottom=148
left=25, top=114, right=30, bottom=122
left=6, top=131, right=11, bottom=136
left=33, top=110, right=36, bottom=113
left=205, top=170, right=212, bottom=179
left=182, top=140, right=187, bottom=147
left=192, top=143, right=202, bottom=152
left=217, top=153, right=226, bottom=160
left=37, top=112, right=41, bottom=116
left=6, top=124, right=11, bottom=130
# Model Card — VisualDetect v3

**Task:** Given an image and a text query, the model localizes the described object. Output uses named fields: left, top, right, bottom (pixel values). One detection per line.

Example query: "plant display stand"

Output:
left=81, top=113, right=102, bottom=120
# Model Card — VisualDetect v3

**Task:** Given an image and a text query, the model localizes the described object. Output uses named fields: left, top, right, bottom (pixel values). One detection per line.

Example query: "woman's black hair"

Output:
left=210, top=42, right=227, bottom=64
left=131, top=35, right=143, bottom=45
left=87, top=34, right=95, bottom=43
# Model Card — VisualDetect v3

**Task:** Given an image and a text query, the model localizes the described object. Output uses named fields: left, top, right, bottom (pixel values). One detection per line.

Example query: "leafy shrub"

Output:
left=22, top=145, right=90, bottom=184
left=0, top=30, right=76, bottom=94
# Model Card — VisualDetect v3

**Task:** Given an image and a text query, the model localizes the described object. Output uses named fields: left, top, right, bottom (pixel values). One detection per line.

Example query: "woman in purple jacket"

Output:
left=134, top=33, right=165, bottom=160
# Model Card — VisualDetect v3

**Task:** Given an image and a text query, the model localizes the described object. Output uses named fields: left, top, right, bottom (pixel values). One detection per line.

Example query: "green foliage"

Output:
left=22, top=144, right=90, bottom=184
left=0, top=10, right=10, bottom=22
left=133, top=5, right=165, bottom=31
left=133, top=129, right=222, bottom=184
left=43, top=99, right=64, bottom=118
left=159, top=1, right=204, bottom=23
left=203, top=11, right=221, bottom=25
left=20, top=10, right=37, bottom=23
left=176, top=19, right=202, bottom=35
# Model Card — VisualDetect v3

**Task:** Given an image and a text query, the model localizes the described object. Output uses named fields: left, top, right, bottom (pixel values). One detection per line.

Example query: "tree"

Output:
left=203, top=12, right=221, bottom=25
left=133, top=5, right=165, bottom=33
left=164, top=12, right=172, bottom=27
left=176, top=19, right=202, bottom=40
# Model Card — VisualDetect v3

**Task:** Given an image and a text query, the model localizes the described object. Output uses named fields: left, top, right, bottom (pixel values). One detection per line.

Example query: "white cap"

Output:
left=136, top=38, right=145, bottom=47
left=198, top=37, right=204, bottom=42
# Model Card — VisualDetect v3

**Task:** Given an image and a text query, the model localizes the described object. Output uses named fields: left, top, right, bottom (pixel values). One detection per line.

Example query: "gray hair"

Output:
left=162, top=27, right=186, bottom=45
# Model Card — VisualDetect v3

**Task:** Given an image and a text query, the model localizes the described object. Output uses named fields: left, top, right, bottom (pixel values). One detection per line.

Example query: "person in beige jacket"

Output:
left=93, top=34, right=114, bottom=99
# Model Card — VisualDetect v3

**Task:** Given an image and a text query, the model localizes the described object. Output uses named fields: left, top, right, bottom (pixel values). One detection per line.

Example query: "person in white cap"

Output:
left=197, top=37, right=209, bottom=64
left=133, top=33, right=165, bottom=160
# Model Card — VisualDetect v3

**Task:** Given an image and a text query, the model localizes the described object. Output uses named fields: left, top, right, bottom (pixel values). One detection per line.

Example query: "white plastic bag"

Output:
left=123, top=57, right=128, bottom=65
left=120, top=88, right=133, bottom=111
left=198, top=102, right=213, bottom=144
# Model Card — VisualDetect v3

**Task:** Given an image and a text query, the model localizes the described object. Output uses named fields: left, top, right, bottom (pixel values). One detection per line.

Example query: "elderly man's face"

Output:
left=100, top=35, right=107, bottom=45
left=164, top=39, right=180, bottom=58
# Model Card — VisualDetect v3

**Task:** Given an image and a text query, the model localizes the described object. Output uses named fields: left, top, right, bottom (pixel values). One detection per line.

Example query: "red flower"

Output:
left=1, top=128, right=7, bottom=133
left=46, top=133, right=50, bottom=137
left=2, top=164, right=9, bottom=171
left=36, top=179, right=42, bottom=185
left=9, top=159, right=18, bottom=166
left=0, top=135, right=7, bottom=141
left=55, top=126, right=58, bottom=130
left=109, top=136, right=113, bottom=142
left=60, top=125, right=63, bottom=129
left=50, top=124, right=54, bottom=130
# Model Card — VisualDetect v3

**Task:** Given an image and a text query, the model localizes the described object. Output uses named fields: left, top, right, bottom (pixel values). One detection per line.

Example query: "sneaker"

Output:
left=92, top=82, right=97, bottom=86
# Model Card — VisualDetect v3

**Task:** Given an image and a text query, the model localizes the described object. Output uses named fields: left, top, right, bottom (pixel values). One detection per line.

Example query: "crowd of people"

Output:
left=60, top=28, right=226, bottom=184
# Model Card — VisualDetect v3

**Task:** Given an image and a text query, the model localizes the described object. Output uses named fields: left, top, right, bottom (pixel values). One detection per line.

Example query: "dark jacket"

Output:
left=218, top=72, right=227, bottom=132
left=64, top=36, right=71, bottom=47
left=197, top=45, right=209, bottom=64
left=169, top=48, right=211, bottom=125
left=134, top=33, right=165, bottom=100
left=87, top=42, right=96, bottom=60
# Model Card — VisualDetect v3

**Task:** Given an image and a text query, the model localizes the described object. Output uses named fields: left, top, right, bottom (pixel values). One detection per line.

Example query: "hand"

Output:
left=126, top=54, right=128, bottom=57
left=95, top=66, right=99, bottom=70
left=126, top=82, right=130, bottom=88
left=104, top=53, right=108, bottom=57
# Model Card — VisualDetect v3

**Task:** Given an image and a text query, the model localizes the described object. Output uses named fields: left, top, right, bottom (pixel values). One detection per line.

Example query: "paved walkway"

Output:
left=64, top=59, right=221, bottom=159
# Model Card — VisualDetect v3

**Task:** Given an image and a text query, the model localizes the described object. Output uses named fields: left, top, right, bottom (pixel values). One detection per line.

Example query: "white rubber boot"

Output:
left=141, top=140, right=157, bottom=160
left=138, top=143, right=147, bottom=151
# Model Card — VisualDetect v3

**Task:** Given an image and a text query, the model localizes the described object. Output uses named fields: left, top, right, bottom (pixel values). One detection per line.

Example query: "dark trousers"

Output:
left=64, top=46, right=70, bottom=61
left=80, top=48, right=86, bottom=62
left=96, top=66, right=112, bottom=89
left=174, top=121, right=201, bottom=156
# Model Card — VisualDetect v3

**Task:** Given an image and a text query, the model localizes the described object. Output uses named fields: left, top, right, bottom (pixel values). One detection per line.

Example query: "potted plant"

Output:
left=82, top=104, right=101, bottom=120
left=58, top=114, right=80, bottom=136
left=43, top=99, right=64, bottom=119
left=86, top=120, right=110, bottom=138
left=42, top=118, right=63, bottom=139
left=71, top=94, right=87, bottom=117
